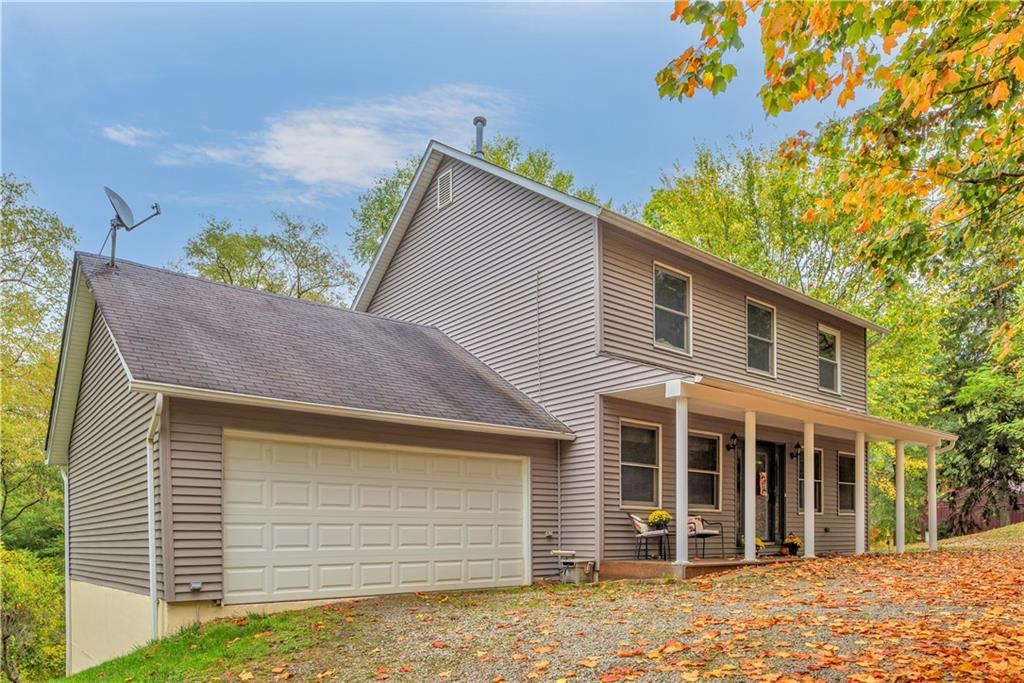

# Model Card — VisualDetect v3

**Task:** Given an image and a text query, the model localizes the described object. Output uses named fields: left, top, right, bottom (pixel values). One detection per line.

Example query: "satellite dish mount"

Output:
left=104, top=187, right=161, bottom=267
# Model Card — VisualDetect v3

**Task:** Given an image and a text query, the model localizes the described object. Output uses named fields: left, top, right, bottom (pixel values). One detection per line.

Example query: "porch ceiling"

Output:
left=604, top=376, right=957, bottom=447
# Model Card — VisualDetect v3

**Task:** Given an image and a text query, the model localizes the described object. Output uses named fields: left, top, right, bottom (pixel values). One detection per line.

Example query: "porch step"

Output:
left=600, top=556, right=802, bottom=581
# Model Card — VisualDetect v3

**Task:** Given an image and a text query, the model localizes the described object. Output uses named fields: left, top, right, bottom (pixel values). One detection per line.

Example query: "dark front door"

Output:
left=736, top=441, right=786, bottom=547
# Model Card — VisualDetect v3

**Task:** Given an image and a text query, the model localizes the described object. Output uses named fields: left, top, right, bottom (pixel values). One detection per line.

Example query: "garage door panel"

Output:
left=222, top=435, right=528, bottom=604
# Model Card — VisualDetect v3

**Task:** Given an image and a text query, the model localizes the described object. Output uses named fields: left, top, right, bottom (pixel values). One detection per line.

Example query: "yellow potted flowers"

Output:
left=647, top=509, right=673, bottom=530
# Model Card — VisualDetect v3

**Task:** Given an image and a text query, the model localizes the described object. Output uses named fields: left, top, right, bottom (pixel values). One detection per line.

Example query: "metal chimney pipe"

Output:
left=473, top=116, right=487, bottom=158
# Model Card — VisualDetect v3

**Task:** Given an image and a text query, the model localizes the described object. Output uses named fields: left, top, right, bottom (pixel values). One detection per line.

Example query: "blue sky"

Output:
left=3, top=2, right=847, bottom=277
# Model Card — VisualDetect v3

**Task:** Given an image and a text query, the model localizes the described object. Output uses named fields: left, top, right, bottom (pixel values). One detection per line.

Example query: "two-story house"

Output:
left=47, top=139, right=955, bottom=673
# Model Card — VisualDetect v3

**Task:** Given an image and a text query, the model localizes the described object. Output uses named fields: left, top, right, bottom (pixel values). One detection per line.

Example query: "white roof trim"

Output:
left=656, top=375, right=955, bottom=446
left=130, top=379, right=576, bottom=442
left=46, top=264, right=96, bottom=466
left=352, top=140, right=886, bottom=335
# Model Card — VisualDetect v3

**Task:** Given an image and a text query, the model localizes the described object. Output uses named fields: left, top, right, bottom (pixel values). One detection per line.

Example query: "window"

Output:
left=838, top=452, right=856, bottom=514
left=818, top=325, right=840, bottom=393
left=654, top=265, right=691, bottom=354
left=688, top=432, right=721, bottom=510
left=798, top=448, right=823, bottom=514
left=620, top=422, right=660, bottom=507
left=746, top=299, right=775, bottom=375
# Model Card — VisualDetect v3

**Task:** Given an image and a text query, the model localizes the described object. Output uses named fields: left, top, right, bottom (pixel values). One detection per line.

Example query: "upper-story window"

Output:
left=818, top=325, right=840, bottom=393
left=746, top=298, right=776, bottom=376
left=653, top=264, right=692, bottom=355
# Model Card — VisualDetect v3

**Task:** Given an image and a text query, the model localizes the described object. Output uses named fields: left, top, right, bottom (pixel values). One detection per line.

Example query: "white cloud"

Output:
left=153, top=84, right=511, bottom=193
left=102, top=124, right=163, bottom=146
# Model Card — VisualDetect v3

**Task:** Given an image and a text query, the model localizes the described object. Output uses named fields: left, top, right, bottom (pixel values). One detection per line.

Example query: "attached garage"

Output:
left=222, top=432, right=530, bottom=604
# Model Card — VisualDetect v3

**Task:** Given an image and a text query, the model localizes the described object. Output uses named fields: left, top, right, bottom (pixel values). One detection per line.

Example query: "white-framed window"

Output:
left=653, top=263, right=692, bottom=355
left=746, top=298, right=776, bottom=376
left=838, top=452, right=856, bottom=515
left=798, top=448, right=823, bottom=514
left=620, top=420, right=661, bottom=508
left=818, top=324, right=841, bottom=393
left=688, top=431, right=722, bottom=511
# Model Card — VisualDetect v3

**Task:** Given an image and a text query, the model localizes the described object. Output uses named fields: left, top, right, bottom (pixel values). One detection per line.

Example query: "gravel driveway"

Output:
left=251, top=532, right=1023, bottom=683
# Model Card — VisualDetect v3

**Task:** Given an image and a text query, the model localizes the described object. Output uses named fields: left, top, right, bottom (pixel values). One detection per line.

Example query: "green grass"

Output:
left=66, top=605, right=350, bottom=682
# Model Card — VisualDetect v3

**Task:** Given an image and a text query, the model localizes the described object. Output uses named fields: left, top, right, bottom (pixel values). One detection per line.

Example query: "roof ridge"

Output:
left=75, top=251, right=442, bottom=332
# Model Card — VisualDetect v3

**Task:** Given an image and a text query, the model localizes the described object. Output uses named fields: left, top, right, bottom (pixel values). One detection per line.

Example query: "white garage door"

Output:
left=221, top=433, right=529, bottom=604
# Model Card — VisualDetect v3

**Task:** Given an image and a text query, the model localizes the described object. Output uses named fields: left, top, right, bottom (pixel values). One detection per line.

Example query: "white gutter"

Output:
left=145, top=393, right=164, bottom=641
left=61, top=468, right=71, bottom=675
left=936, top=437, right=959, bottom=455
left=130, top=380, right=574, bottom=442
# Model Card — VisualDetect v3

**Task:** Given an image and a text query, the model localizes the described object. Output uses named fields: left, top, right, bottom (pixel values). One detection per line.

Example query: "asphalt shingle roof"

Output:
left=77, top=253, right=568, bottom=436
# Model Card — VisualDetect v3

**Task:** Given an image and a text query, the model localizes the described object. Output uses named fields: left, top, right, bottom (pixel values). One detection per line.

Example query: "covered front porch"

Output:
left=601, top=376, right=957, bottom=572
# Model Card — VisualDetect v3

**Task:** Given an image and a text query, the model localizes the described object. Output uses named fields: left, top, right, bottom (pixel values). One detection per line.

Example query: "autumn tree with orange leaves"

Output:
left=657, top=0, right=1024, bottom=348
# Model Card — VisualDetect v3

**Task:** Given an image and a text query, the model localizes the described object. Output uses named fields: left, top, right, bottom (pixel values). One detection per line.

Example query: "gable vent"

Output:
left=436, top=169, right=454, bottom=210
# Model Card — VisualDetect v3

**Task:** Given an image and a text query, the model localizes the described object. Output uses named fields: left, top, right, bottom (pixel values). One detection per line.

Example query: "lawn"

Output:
left=67, top=524, right=1024, bottom=683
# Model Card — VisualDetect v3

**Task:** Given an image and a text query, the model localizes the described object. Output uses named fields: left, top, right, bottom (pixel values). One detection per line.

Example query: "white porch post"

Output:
left=675, top=396, right=689, bottom=565
left=744, top=410, right=757, bottom=561
left=927, top=443, right=938, bottom=551
left=895, top=440, right=906, bottom=553
left=803, top=422, right=815, bottom=558
left=854, top=432, right=866, bottom=555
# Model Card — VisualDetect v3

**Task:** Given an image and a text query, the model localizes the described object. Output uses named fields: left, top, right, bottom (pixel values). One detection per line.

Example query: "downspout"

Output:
left=936, top=437, right=958, bottom=455
left=146, top=393, right=164, bottom=641
left=61, top=468, right=70, bottom=675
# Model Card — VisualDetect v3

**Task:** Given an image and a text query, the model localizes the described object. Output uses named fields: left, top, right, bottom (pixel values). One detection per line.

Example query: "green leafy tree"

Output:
left=348, top=135, right=604, bottom=265
left=658, top=0, right=1024, bottom=346
left=1, top=546, right=65, bottom=682
left=1, top=176, right=74, bottom=556
left=178, top=212, right=358, bottom=306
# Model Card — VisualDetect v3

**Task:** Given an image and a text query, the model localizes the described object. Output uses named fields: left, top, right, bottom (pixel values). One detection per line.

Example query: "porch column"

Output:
left=927, top=443, right=938, bottom=551
left=895, top=440, right=906, bottom=553
left=675, top=396, right=689, bottom=565
left=744, top=410, right=757, bottom=561
left=854, top=432, right=866, bottom=555
left=803, top=422, right=816, bottom=558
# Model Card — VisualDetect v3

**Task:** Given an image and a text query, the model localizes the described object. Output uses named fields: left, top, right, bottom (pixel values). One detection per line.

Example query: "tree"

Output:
left=348, top=135, right=604, bottom=265
left=645, top=139, right=881, bottom=311
left=178, top=212, right=358, bottom=306
left=1, top=176, right=74, bottom=554
left=1, top=546, right=65, bottom=682
left=657, top=1, right=1024, bottom=343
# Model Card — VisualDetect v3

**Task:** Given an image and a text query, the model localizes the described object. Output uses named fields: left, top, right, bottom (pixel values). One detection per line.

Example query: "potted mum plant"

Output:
left=781, top=533, right=803, bottom=556
left=755, top=537, right=766, bottom=556
left=647, top=509, right=672, bottom=530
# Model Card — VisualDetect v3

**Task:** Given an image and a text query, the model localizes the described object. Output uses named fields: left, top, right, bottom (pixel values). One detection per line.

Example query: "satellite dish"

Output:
left=105, top=187, right=136, bottom=230
left=102, top=186, right=161, bottom=267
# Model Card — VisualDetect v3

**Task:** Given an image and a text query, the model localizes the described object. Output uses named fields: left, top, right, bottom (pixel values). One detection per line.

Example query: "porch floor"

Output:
left=601, top=554, right=804, bottom=580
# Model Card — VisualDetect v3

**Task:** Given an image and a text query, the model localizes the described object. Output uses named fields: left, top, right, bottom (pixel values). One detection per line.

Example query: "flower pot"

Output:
left=782, top=542, right=801, bottom=556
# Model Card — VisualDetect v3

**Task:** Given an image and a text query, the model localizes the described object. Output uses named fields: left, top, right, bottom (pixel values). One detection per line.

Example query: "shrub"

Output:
left=1, top=545, right=64, bottom=682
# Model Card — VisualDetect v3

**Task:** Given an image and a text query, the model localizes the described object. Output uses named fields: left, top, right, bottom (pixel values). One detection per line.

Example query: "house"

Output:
left=47, top=140, right=956, bottom=673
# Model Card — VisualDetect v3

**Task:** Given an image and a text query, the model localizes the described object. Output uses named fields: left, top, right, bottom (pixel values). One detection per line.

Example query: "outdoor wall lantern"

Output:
left=788, top=441, right=804, bottom=460
left=725, top=432, right=739, bottom=451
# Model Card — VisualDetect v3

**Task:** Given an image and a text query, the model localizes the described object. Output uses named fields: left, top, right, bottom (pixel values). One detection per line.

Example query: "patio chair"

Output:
left=626, top=513, right=671, bottom=560
left=688, top=516, right=724, bottom=558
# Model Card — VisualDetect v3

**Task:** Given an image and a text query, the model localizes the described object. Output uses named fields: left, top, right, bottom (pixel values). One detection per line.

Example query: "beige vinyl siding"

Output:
left=600, top=225, right=868, bottom=413
left=366, top=159, right=673, bottom=561
left=67, top=311, right=156, bottom=595
left=164, top=398, right=560, bottom=601
left=601, top=396, right=861, bottom=559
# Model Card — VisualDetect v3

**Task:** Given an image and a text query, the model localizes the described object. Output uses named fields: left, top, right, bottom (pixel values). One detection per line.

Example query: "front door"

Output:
left=736, top=441, right=785, bottom=547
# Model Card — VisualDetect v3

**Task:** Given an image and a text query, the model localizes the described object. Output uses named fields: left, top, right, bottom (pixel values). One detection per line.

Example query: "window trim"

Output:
left=652, top=261, right=693, bottom=357
left=745, top=297, right=777, bottom=378
left=817, top=323, right=842, bottom=395
left=837, top=450, right=856, bottom=516
left=797, top=448, right=824, bottom=515
left=687, top=429, right=723, bottom=513
left=618, top=418, right=662, bottom=510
